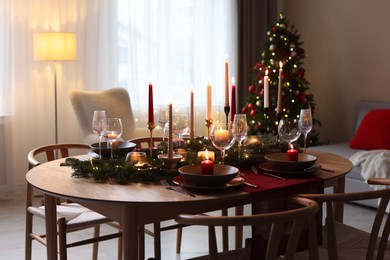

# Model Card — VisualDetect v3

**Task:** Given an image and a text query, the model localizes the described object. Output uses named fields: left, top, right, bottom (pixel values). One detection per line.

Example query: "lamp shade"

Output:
left=33, top=32, right=76, bottom=61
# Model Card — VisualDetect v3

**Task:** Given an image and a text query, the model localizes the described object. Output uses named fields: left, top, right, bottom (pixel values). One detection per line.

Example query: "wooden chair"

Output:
left=294, top=178, right=390, bottom=260
left=175, top=197, right=320, bottom=260
left=25, top=143, right=122, bottom=260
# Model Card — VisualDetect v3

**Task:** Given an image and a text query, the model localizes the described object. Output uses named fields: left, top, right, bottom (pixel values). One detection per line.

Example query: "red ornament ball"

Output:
left=250, top=109, right=256, bottom=117
left=248, top=103, right=253, bottom=110
left=272, top=26, right=278, bottom=33
left=248, top=85, right=255, bottom=93
left=242, top=107, right=247, bottom=113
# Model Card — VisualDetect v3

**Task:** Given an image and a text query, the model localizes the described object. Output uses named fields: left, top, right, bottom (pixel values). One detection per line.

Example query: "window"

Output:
left=117, top=0, right=238, bottom=133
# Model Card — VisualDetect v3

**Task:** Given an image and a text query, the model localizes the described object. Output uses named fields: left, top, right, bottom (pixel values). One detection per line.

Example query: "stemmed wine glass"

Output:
left=172, top=106, right=189, bottom=141
left=158, top=105, right=169, bottom=141
left=299, top=109, right=313, bottom=153
left=210, top=122, right=236, bottom=164
left=232, top=114, right=248, bottom=164
left=278, top=118, right=301, bottom=149
left=103, top=118, right=123, bottom=160
left=92, top=110, right=107, bottom=159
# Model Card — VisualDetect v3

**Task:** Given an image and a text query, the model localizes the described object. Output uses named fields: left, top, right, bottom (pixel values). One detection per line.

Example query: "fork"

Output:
left=160, top=180, right=196, bottom=197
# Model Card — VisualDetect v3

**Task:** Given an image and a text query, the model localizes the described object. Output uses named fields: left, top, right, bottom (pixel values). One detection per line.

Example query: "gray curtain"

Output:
left=237, top=0, right=277, bottom=111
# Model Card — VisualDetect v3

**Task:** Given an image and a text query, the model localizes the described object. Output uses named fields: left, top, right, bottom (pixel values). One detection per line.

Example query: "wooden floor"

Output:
left=0, top=189, right=378, bottom=260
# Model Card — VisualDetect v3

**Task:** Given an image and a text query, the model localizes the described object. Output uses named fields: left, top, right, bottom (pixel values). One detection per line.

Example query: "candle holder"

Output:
left=205, top=119, right=213, bottom=139
left=157, top=154, right=183, bottom=173
left=224, top=106, right=230, bottom=124
left=147, top=122, right=156, bottom=157
left=276, top=112, right=282, bottom=148
left=263, top=108, right=269, bottom=133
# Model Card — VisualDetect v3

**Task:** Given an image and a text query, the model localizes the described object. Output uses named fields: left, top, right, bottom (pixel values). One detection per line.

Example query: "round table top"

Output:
left=26, top=149, right=352, bottom=205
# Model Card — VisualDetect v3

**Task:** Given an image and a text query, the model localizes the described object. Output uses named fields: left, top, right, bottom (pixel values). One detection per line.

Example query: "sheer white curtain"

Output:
left=0, top=0, right=237, bottom=190
left=117, top=0, right=238, bottom=136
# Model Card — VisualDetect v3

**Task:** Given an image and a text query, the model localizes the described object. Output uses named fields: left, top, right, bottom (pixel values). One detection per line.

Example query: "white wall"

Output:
left=280, top=0, right=390, bottom=143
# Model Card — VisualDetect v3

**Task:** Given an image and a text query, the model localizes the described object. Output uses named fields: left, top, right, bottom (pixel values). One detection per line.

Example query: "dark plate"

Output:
left=264, top=153, right=317, bottom=171
left=178, top=164, right=239, bottom=187
left=90, top=141, right=136, bottom=158
left=172, top=175, right=244, bottom=190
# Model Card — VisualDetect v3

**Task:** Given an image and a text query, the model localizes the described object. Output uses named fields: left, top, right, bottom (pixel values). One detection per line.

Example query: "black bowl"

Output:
left=90, top=141, right=136, bottom=158
left=264, top=153, right=317, bottom=171
left=178, top=164, right=239, bottom=187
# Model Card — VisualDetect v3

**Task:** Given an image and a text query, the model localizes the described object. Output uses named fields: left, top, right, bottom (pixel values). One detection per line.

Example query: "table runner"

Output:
left=240, top=168, right=324, bottom=260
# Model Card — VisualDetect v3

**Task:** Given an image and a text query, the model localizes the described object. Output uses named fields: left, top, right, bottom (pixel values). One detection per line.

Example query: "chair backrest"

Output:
left=128, top=137, right=164, bottom=149
left=297, top=182, right=390, bottom=260
left=69, top=88, right=136, bottom=144
left=175, top=197, right=319, bottom=260
left=28, top=143, right=90, bottom=170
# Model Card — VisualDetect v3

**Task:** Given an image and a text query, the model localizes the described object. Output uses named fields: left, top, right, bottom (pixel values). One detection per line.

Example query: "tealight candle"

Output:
left=201, top=150, right=214, bottom=175
left=197, top=149, right=215, bottom=161
left=215, top=127, right=229, bottom=142
left=287, top=145, right=298, bottom=161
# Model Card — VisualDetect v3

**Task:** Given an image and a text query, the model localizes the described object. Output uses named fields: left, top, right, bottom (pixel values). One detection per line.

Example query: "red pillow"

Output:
left=349, top=109, right=390, bottom=150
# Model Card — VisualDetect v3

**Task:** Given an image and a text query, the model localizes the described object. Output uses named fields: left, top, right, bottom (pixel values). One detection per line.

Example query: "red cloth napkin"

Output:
left=239, top=168, right=324, bottom=260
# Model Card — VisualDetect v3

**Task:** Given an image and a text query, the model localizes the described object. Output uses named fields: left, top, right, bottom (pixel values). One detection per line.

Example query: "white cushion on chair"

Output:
left=28, top=203, right=108, bottom=224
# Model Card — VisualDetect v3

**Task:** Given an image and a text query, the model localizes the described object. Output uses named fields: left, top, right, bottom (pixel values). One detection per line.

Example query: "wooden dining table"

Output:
left=26, top=149, right=352, bottom=260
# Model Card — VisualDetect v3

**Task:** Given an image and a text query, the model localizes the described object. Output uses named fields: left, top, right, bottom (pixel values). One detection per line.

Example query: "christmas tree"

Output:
left=242, top=13, right=321, bottom=146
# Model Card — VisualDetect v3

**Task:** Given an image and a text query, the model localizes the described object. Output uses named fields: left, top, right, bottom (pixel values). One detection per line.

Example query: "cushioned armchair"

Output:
left=69, top=88, right=144, bottom=144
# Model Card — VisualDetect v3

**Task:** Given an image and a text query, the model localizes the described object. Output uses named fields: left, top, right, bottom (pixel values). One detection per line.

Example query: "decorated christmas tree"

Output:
left=242, top=13, right=321, bottom=146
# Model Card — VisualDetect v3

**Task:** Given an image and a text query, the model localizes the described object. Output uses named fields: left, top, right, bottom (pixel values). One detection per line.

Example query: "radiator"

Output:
left=0, top=116, right=12, bottom=200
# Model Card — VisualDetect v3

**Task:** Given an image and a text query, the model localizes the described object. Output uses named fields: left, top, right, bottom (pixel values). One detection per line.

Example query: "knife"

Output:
left=251, top=165, right=287, bottom=181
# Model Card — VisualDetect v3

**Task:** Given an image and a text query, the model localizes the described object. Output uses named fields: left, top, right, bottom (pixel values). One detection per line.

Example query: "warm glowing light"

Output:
left=33, top=32, right=76, bottom=61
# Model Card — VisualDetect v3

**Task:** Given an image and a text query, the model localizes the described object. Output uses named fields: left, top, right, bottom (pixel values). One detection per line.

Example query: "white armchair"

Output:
left=69, top=88, right=142, bottom=144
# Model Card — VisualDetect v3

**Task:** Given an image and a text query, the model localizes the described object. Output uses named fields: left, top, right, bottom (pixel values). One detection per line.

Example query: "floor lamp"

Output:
left=33, top=32, right=77, bottom=144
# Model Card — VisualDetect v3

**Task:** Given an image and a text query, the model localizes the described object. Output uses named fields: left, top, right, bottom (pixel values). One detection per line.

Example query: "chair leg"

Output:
left=222, top=208, right=229, bottom=251
left=118, top=234, right=123, bottom=260
left=153, top=222, right=161, bottom=260
left=139, top=225, right=145, bottom=260
left=92, top=225, right=100, bottom=260
left=176, top=227, right=183, bottom=254
left=25, top=211, right=33, bottom=260
left=58, top=218, right=68, bottom=260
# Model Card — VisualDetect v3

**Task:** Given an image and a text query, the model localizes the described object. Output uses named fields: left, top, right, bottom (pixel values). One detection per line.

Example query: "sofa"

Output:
left=311, top=100, right=390, bottom=208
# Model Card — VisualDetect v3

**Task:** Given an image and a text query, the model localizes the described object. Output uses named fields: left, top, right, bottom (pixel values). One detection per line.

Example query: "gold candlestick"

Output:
left=205, top=119, right=213, bottom=139
left=147, top=122, right=156, bottom=158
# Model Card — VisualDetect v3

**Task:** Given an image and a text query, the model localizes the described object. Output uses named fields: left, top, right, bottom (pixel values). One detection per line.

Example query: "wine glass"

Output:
left=209, top=122, right=236, bottom=164
left=232, top=114, right=248, bottom=163
left=299, top=109, right=313, bottom=153
left=278, top=118, right=301, bottom=149
left=103, top=118, right=123, bottom=160
left=158, top=105, right=169, bottom=141
left=92, top=110, right=107, bottom=159
left=172, top=106, right=189, bottom=142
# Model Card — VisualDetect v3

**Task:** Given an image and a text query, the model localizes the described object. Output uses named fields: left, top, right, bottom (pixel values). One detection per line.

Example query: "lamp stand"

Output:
left=53, top=61, right=59, bottom=145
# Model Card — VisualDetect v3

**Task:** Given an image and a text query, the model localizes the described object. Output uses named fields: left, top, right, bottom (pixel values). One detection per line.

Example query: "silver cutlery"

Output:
left=251, top=165, right=287, bottom=181
left=160, top=180, right=196, bottom=197
left=242, top=181, right=258, bottom=188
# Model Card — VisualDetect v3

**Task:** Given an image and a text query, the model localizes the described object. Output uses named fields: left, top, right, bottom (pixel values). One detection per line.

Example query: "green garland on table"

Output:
left=60, top=157, right=179, bottom=184
left=60, top=135, right=283, bottom=184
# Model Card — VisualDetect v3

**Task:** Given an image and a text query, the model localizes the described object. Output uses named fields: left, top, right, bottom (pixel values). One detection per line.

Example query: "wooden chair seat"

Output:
left=295, top=179, right=390, bottom=260
left=25, top=143, right=122, bottom=260
left=28, top=203, right=110, bottom=227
